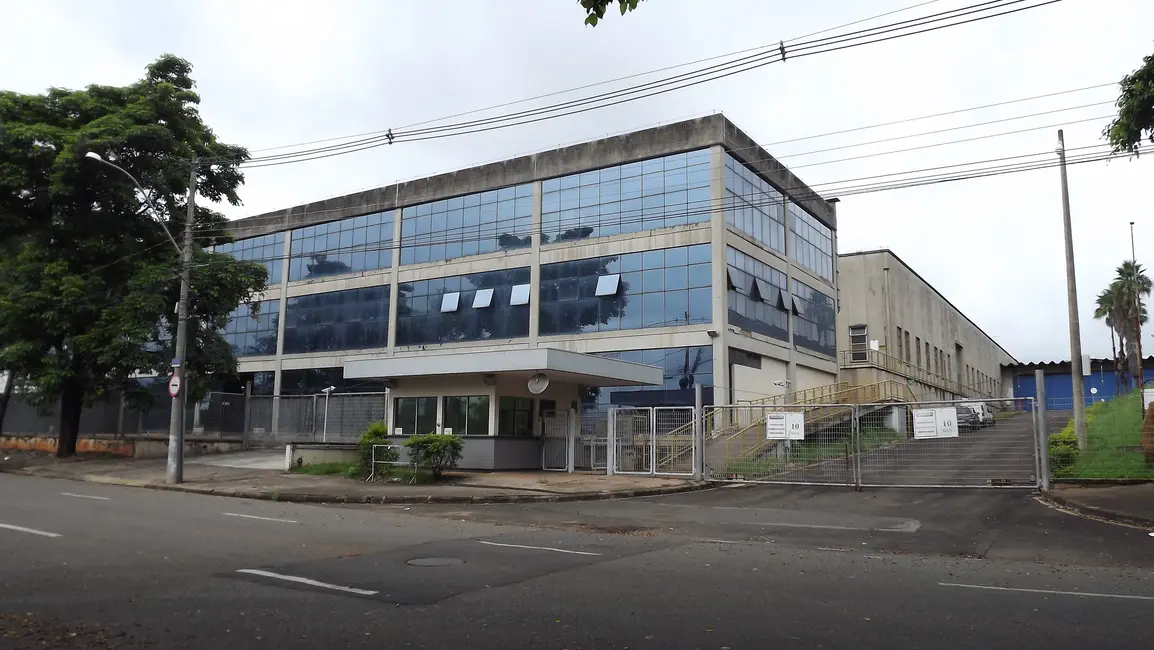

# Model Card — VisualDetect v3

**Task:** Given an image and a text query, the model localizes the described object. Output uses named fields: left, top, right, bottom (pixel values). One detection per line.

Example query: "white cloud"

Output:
left=3, top=0, right=1152, bottom=362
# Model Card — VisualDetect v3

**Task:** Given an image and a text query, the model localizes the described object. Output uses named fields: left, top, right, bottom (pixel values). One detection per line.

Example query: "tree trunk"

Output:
left=0, top=372, right=15, bottom=435
left=56, top=379, right=85, bottom=458
left=1110, top=329, right=1120, bottom=396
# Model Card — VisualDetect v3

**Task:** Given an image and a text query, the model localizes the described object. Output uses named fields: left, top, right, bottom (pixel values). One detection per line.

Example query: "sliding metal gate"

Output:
left=608, top=406, right=696, bottom=477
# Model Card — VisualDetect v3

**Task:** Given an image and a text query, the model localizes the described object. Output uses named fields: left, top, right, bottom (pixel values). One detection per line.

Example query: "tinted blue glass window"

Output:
left=395, top=267, right=531, bottom=346
left=791, top=279, right=836, bottom=357
left=584, top=346, right=714, bottom=408
left=214, top=233, right=284, bottom=286
left=726, top=247, right=788, bottom=342
left=539, top=244, right=711, bottom=336
left=223, top=299, right=280, bottom=357
left=242, top=371, right=275, bottom=396
left=282, top=286, right=390, bottom=354
left=288, top=212, right=394, bottom=281
left=724, top=153, right=785, bottom=254
left=279, top=368, right=383, bottom=394
left=541, top=149, right=711, bottom=245
left=789, top=204, right=834, bottom=283
left=399, top=184, right=532, bottom=266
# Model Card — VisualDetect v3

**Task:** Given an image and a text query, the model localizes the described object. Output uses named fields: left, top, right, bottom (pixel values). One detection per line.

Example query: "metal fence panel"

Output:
left=702, top=404, right=856, bottom=486
left=611, top=407, right=653, bottom=475
left=577, top=409, right=608, bottom=472
left=319, top=393, right=387, bottom=443
left=856, top=398, right=1037, bottom=488
left=541, top=411, right=570, bottom=471
left=654, top=406, right=695, bottom=476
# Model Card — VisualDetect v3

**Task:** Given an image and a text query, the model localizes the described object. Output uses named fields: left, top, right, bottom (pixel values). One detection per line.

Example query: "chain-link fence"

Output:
left=1044, top=392, right=1154, bottom=480
left=703, top=398, right=1040, bottom=488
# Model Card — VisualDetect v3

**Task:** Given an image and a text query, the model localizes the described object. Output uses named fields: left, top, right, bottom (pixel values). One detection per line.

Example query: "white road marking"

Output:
left=222, top=513, right=299, bottom=524
left=939, top=582, right=1154, bottom=601
left=477, top=540, right=602, bottom=556
left=0, top=523, right=61, bottom=538
left=236, top=569, right=377, bottom=596
left=60, top=492, right=110, bottom=501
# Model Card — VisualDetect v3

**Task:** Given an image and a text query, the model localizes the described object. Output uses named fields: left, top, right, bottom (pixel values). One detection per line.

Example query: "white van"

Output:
left=970, top=403, right=994, bottom=427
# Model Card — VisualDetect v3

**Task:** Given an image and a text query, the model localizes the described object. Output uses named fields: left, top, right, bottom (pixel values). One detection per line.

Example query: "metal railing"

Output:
left=745, top=381, right=851, bottom=406
left=839, top=349, right=995, bottom=399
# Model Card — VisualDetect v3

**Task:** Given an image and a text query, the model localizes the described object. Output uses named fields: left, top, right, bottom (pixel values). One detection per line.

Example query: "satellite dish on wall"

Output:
left=527, top=373, right=550, bottom=395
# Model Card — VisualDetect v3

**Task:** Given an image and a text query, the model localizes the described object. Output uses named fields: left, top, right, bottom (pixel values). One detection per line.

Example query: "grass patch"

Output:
left=1052, top=391, right=1154, bottom=479
left=289, top=461, right=437, bottom=484
left=724, top=425, right=902, bottom=479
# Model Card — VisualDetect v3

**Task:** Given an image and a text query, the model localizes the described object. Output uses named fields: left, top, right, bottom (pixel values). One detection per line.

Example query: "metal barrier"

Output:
left=608, top=406, right=697, bottom=477
left=242, top=392, right=388, bottom=448
left=542, top=410, right=571, bottom=472
left=703, top=398, right=1040, bottom=488
left=577, top=410, right=609, bottom=472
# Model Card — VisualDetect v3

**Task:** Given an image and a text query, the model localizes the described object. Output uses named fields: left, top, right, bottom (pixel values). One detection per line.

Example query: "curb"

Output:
left=1040, top=490, right=1154, bottom=529
left=12, top=468, right=711, bottom=505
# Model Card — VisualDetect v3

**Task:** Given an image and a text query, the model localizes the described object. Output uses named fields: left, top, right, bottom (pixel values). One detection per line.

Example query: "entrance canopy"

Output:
left=344, top=348, right=662, bottom=388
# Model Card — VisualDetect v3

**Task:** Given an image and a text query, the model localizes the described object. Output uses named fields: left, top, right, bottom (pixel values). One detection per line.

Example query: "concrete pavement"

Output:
left=3, top=472, right=1154, bottom=648
left=1048, top=482, right=1154, bottom=528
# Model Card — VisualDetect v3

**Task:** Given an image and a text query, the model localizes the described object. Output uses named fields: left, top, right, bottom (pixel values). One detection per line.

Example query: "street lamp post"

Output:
left=321, top=386, right=337, bottom=443
left=85, top=152, right=195, bottom=484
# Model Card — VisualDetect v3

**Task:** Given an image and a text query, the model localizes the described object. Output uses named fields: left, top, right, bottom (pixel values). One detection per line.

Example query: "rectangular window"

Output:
left=925, top=343, right=930, bottom=372
left=287, top=212, right=394, bottom=281
left=904, top=331, right=911, bottom=363
left=497, top=397, right=534, bottom=436
left=790, top=279, right=836, bottom=357
left=541, top=149, right=710, bottom=244
left=393, top=396, right=438, bottom=435
left=916, top=337, right=922, bottom=368
left=724, top=153, right=785, bottom=255
left=788, top=204, right=834, bottom=283
left=725, top=246, right=787, bottom=342
left=849, top=324, right=868, bottom=362
left=896, top=327, right=903, bottom=359
left=595, top=274, right=621, bottom=297
left=283, top=286, right=389, bottom=354
left=933, top=346, right=940, bottom=375
left=395, top=267, right=530, bottom=347
left=472, top=288, right=494, bottom=309
left=541, top=243, right=712, bottom=336
left=440, top=292, right=460, bottom=313
left=400, top=184, right=532, bottom=266
left=222, top=299, right=280, bottom=357
left=214, top=233, right=286, bottom=286
left=442, top=395, right=490, bottom=436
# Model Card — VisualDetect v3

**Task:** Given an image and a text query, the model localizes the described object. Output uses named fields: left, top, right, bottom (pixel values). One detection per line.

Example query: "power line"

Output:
left=210, top=0, right=1060, bottom=169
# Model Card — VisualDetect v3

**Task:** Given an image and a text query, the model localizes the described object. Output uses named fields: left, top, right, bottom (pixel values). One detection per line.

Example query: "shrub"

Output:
left=1049, top=428, right=1080, bottom=474
left=357, top=421, right=397, bottom=477
left=403, top=433, right=464, bottom=480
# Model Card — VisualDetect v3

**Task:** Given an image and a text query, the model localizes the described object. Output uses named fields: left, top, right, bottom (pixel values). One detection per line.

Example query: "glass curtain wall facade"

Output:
left=585, top=346, right=715, bottom=409
left=400, top=184, right=533, bottom=265
left=541, top=149, right=711, bottom=244
left=539, top=244, right=711, bottom=336
left=788, top=204, right=833, bottom=282
left=726, top=247, right=788, bottom=341
left=214, top=233, right=284, bottom=286
left=283, top=286, right=390, bottom=354
left=790, top=279, right=836, bottom=357
left=289, top=212, right=394, bottom=281
left=395, top=267, right=532, bottom=346
left=223, top=299, right=280, bottom=357
left=723, top=154, right=785, bottom=254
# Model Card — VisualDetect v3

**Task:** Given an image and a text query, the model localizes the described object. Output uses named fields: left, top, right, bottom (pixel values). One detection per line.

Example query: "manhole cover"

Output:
left=406, top=557, right=464, bottom=567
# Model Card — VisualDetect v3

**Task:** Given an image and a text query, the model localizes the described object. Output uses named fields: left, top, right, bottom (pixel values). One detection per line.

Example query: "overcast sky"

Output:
left=4, top=0, right=1152, bottom=363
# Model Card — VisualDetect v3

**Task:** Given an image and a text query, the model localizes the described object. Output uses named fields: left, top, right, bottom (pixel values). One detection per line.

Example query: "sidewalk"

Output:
left=2, top=453, right=705, bottom=504
left=1048, top=483, right=1154, bottom=528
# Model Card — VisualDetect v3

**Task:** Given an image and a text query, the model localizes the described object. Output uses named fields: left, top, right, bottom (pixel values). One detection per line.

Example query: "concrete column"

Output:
left=708, top=145, right=731, bottom=406
left=271, top=233, right=292, bottom=434
left=386, top=206, right=403, bottom=356
left=781, top=197, right=797, bottom=397
left=529, top=180, right=543, bottom=346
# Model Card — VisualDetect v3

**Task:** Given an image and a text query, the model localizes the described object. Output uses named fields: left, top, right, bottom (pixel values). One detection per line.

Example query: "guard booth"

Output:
left=343, top=348, right=662, bottom=471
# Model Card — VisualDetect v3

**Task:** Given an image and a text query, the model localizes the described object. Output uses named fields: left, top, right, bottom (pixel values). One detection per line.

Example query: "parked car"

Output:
left=971, top=402, right=995, bottom=427
left=955, top=405, right=981, bottom=431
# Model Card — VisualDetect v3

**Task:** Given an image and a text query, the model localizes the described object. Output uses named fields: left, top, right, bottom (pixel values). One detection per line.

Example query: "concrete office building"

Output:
left=218, top=115, right=840, bottom=469
left=836, top=249, right=1016, bottom=400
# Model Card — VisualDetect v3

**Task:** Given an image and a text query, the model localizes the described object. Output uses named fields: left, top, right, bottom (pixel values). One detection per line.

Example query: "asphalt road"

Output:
left=2, top=472, right=1153, bottom=649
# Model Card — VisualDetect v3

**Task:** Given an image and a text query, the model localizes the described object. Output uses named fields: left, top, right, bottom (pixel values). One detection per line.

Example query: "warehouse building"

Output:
left=836, top=249, right=1016, bottom=401
left=217, top=114, right=840, bottom=469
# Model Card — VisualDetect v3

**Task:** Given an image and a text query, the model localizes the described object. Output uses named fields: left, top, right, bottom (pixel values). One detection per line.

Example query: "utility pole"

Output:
left=167, top=162, right=197, bottom=485
left=1131, top=221, right=1144, bottom=400
left=1057, top=130, right=1087, bottom=452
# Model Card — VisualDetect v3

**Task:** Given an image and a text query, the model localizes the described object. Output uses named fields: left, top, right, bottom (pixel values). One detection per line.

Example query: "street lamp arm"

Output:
left=84, top=152, right=182, bottom=255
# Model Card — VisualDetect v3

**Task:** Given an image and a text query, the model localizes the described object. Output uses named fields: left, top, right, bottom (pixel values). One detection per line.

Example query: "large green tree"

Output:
left=580, top=0, right=645, bottom=26
left=1105, top=52, right=1154, bottom=154
left=0, top=55, right=267, bottom=456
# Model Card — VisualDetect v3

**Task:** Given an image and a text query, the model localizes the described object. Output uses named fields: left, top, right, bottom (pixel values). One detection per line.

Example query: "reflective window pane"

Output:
left=790, top=278, right=836, bottom=357
left=788, top=203, right=834, bottom=283
left=723, top=153, right=786, bottom=255
left=583, top=346, right=714, bottom=409
left=283, top=287, right=389, bottom=354
left=288, top=213, right=394, bottom=281
left=726, top=246, right=788, bottom=342
left=213, top=233, right=285, bottom=286
left=222, top=299, right=280, bottom=357
left=396, top=268, right=530, bottom=346
left=398, top=184, right=532, bottom=265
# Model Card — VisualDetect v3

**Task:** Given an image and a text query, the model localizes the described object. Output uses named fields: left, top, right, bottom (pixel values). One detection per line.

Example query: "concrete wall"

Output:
left=285, top=444, right=360, bottom=470
left=0, top=436, right=244, bottom=458
left=837, top=250, right=1015, bottom=396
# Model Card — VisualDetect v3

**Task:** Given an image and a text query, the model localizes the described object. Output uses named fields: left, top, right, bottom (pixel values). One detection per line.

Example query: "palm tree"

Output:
left=1111, top=261, right=1152, bottom=389
left=1094, top=287, right=1122, bottom=394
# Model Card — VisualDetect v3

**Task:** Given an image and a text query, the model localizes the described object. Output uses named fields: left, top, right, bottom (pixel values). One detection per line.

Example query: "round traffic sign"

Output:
left=168, top=374, right=182, bottom=398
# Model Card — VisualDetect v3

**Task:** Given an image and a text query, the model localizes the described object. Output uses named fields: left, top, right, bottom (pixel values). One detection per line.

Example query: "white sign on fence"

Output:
left=766, top=412, right=805, bottom=440
left=912, top=408, right=959, bottom=439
